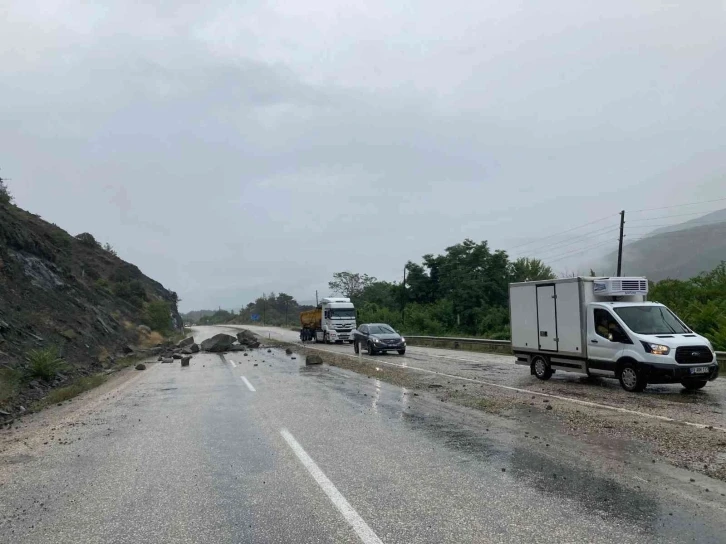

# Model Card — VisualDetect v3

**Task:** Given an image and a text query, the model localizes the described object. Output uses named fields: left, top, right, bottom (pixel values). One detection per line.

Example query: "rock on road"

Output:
left=1, top=325, right=725, bottom=543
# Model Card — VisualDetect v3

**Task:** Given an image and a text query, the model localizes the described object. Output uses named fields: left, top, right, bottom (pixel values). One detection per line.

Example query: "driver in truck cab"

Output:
left=596, top=312, right=622, bottom=340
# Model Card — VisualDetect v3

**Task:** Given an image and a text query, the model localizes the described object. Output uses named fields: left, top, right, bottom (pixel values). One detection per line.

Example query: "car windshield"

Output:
left=614, top=306, right=690, bottom=334
left=369, top=325, right=396, bottom=334
left=330, top=308, right=356, bottom=319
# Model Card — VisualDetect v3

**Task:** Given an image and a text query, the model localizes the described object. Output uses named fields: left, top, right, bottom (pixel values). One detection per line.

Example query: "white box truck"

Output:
left=509, top=277, right=719, bottom=392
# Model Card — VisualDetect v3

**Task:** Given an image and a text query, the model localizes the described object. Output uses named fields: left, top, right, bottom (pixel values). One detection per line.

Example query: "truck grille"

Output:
left=675, top=346, right=713, bottom=365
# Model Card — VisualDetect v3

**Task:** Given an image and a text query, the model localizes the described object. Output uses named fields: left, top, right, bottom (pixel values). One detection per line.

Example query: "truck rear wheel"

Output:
left=532, top=356, right=552, bottom=381
left=619, top=362, right=647, bottom=392
left=681, top=380, right=707, bottom=391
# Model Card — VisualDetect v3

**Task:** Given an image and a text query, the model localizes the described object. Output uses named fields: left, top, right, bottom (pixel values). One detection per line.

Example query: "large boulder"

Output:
left=305, top=355, right=323, bottom=366
left=189, top=343, right=200, bottom=353
left=181, top=356, right=191, bottom=367
left=177, top=336, right=195, bottom=348
left=200, top=333, right=236, bottom=353
left=236, top=330, right=260, bottom=348
left=228, top=345, right=247, bottom=352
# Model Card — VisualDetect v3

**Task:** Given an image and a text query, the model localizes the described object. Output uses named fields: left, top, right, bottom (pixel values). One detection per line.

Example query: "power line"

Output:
left=544, top=239, right=618, bottom=265
left=629, top=196, right=726, bottom=214
left=625, top=224, right=726, bottom=244
left=626, top=210, right=721, bottom=223
left=507, top=214, right=617, bottom=251
left=512, top=226, right=619, bottom=258
left=624, top=220, right=726, bottom=230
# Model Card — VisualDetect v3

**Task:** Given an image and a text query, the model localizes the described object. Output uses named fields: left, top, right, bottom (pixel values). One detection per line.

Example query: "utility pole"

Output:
left=262, top=294, right=266, bottom=326
left=285, top=300, right=288, bottom=327
left=315, top=290, right=319, bottom=306
left=401, top=265, right=407, bottom=325
left=616, top=210, right=625, bottom=276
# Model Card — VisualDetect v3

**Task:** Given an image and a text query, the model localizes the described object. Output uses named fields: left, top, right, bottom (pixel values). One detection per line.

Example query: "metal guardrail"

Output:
left=404, top=335, right=726, bottom=367
left=405, top=335, right=510, bottom=345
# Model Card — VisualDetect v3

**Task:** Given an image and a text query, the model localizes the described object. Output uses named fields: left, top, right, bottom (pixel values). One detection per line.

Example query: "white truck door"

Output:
left=536, top=285, right=558, bottom=351
left=587, top=307, right=623, bottom=365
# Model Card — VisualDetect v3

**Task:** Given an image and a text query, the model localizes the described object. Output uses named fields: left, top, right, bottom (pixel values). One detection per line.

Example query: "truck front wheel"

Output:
left=619, top=362, right=647, bottom=392
left=532, top=356, right=552, bottom=381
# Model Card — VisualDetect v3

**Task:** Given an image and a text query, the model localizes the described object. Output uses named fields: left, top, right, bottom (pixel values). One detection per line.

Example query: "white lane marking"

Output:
left=228, top=359, right=237, bottom=368
left=298, top=344, right=726, bottom=433
left=280, top=429, right=383, bottom=544
left=240, top=376, right=256, bottom=392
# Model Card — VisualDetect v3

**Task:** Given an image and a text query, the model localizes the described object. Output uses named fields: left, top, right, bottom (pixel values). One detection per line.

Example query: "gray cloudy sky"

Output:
left=3, top=1, right=726, bottom=311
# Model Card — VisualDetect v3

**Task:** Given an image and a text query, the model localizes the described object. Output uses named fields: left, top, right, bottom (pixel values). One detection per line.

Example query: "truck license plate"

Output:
left=690, top=366, right=709, bottom=374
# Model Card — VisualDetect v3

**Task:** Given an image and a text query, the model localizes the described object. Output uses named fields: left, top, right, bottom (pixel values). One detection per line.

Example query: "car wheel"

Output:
left=367, top=342, right=376, bottom=356
left=532, top=356, right=552, bottom=381
left=681, top=380, right=707, bottom=391
left=354, top=341, right=359, bottom=354
left=619, top=362, right=647, bottom=392
left=398, top=348, right=406, bottom=355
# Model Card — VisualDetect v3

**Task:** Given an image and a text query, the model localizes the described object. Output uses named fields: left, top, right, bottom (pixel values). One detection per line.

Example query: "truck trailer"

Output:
left=509, top=277, right=718, bottom=392
left=300, top=297, right=357, bottom=344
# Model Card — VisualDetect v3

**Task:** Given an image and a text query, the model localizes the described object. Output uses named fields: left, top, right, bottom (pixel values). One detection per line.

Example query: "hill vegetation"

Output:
left=0, top=183, right=182, bottom=415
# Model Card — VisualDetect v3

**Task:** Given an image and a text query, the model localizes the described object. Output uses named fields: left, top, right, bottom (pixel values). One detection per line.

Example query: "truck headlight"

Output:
left=641, top=341, right=670, bottom=355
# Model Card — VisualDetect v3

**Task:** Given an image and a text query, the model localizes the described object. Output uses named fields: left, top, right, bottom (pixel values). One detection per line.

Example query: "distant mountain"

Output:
left=595, top=209, right=726, bottom=281
left=647, top=208, right=726, bottom=237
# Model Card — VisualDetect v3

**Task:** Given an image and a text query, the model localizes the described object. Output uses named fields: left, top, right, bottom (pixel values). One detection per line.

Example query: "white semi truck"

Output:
left=509, top=277, right=719, bottom=392
left=300, top=297, right=357, bottom=343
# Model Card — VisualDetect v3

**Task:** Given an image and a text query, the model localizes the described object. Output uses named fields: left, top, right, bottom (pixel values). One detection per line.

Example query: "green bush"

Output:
left=112, top=280, right=147, bottom=307
left=143, top=300, right=172, bottom=334
left=41, top=375, right=107, bottom=406
left=0, top=178, right=12, bottom=205
left=26, top=348, right=66, bottom=381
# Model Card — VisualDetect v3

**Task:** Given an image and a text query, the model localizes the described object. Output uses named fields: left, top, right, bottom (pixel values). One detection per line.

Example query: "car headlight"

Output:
left=401, top=337, right=406, bottom=343
left=642, top=342, right=670, bottom=355
left=372, top=337, right=380, bottom=343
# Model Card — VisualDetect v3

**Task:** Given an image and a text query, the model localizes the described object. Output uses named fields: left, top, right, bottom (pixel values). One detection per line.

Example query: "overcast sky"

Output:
left=3, top=1, right=726, bottom=311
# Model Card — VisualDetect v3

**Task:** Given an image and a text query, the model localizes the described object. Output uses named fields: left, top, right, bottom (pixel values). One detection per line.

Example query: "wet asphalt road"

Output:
left=1, top=326, right=726, bottom=543
left=241, top=325, right=726, bottom=430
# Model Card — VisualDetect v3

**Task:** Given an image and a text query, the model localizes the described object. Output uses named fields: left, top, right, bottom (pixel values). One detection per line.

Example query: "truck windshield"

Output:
left=614, top=306, right=690, bottom=335
left=330, top=309, right=356, bottom=319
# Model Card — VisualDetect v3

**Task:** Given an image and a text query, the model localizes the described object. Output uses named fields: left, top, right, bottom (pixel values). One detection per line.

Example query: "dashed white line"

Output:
left=280, top=429, right=383, bottom=544
left=228, top=359, right=237, bottom=368
left=240, top=376, right=256, bottom=392
left=299, top=344, right=726, bottom=433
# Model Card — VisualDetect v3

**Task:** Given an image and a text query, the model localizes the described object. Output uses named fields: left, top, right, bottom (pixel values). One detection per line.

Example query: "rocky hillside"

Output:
left=0, top=201, right=182, bottom=415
